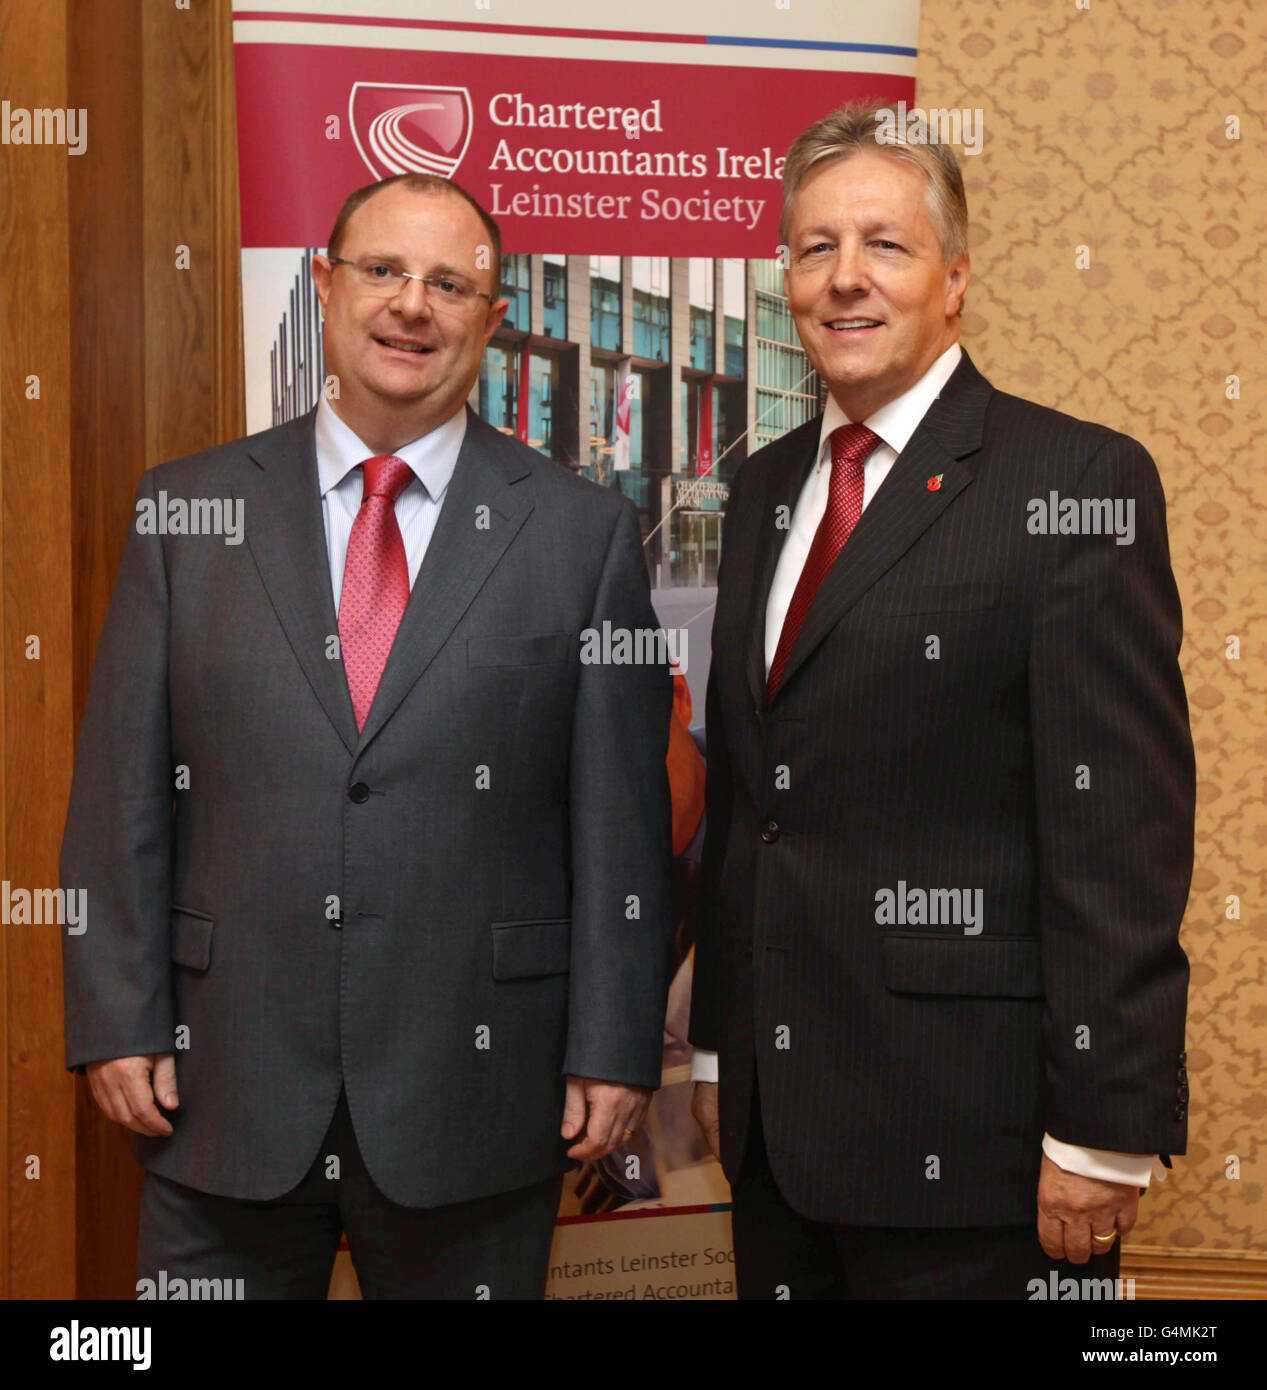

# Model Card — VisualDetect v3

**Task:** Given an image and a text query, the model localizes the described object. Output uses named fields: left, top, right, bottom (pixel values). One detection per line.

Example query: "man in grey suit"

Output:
left=61, top=173, right=674, bottom=1298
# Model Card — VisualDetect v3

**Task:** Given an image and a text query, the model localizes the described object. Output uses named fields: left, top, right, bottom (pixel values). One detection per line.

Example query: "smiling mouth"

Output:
left=825, top=319, right=883, bottom=334
left=375, top=335, right=435, bottom=355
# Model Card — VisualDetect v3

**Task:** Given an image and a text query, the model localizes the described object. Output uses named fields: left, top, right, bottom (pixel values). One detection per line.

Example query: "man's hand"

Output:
left=691, top=1081, right=721, bottom=1160
left=85, top=1054, right=179, bottom=1137
left=1037, top=1153, right=1140, bottom=1264
left=561, top=1076, right=651, bottom=1160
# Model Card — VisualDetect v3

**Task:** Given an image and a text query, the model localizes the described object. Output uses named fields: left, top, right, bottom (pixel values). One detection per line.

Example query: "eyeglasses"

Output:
left=327, top=255, right=498, bottom=308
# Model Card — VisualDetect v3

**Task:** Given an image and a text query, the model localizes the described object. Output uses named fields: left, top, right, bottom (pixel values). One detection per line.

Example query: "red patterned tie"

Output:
left=338, top=455, right=413, bottom=731
left=766, top=423, right=880, bottom=703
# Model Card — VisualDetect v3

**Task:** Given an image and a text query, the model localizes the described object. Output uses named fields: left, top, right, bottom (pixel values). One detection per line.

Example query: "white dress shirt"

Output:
left=690, top=342, right=1162, bottom=1189
left=315, top=394, right=467, bottom=613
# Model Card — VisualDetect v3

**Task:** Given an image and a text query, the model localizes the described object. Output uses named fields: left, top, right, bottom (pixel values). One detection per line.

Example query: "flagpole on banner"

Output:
left=696, top=374, right=715, bottom=478
left=614, top=360, right=633, bottom=472
left=516, top=338, right=532, bottom=444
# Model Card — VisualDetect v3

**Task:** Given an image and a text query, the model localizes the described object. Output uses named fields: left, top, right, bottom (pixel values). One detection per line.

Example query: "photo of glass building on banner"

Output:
left=255, top=250, right=823, bottom=710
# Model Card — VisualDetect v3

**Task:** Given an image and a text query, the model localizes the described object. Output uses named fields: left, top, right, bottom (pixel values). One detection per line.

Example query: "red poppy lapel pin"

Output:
left=927, top=474, right=944, bottom=492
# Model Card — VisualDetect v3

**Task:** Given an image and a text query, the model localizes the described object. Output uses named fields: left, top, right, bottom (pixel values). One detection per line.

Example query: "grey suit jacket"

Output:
left=61, top=404, right=674, bottom=1206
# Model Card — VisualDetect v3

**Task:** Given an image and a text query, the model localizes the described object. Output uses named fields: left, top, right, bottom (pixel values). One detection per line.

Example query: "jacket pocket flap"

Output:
left=879, top=581, right=1002, bottom=616
left=171, top=907, right=214, bottom=971
left=468, top=633, right=573, bottom=667
left=491, top=918, right=571, bottom=979
left=884, top=933, right=1043, bottom=998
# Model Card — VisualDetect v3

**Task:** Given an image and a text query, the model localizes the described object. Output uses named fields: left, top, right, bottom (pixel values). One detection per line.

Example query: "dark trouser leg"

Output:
left=136, top=1107, right=345, bottom=1300
left=330, top=1089, right=564, bottom=1300
left=834, top=1221, right=1122, bottom=1300
left=729, top=1074, right=848, bottom=1300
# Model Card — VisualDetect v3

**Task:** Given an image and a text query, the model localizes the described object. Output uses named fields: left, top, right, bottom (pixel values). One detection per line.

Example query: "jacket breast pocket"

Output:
left=171, top=906, right=214, bottom=971
left=877, top=581, right=1002, bottom=617
left=883, top=932, right=1044, bottom=998
left=491, top=918, right=571, bottom=980
left=468, top=633, right=573, bottom=667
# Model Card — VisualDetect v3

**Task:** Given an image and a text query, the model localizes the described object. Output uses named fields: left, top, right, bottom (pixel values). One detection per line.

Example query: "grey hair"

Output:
left=779, top=101, right=969, bottom=264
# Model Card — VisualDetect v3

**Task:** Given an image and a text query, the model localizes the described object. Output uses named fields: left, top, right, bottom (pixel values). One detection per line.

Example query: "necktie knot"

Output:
left=361, top=454, right=413, bottom=503
left=830, top=423, right=880, bottom=473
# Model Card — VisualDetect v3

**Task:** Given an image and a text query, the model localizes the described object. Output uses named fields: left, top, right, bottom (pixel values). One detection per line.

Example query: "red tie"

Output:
left=766, top=423, right=880, bottom=703
left=338, top=455, right=413, bottom=731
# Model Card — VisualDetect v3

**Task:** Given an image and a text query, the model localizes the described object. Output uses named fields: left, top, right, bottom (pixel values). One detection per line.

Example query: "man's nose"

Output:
left=390, top=275, right=434, bottom=318
left=828, top=246, right=869, bottom=297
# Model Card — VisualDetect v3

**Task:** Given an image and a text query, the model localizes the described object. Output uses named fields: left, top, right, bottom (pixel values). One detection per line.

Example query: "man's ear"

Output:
left=483, top=296, right=511, bottom=344
left=312, top=252, right=334, bottom=318
left=947, top=254, right=971, bottom=319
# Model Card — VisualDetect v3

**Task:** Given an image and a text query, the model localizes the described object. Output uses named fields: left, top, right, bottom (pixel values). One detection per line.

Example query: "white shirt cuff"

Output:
left=690, top=1048, right=719, bottom=1083
left=1042, top=1133, right=1164, bottom=1187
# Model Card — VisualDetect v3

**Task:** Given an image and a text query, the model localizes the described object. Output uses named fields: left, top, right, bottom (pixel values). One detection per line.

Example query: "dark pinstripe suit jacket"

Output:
left=688, top=349, right=1195, bottom=1227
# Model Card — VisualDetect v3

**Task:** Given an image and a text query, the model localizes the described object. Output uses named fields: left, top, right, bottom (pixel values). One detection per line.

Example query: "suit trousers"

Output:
left=731, top=1072, right=1123, bottom=1300
left=137, top=1082, right=564, bottom=1299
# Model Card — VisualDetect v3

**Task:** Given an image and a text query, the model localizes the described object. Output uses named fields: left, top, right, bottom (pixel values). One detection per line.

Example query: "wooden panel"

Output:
left=57, top=0, right=242, bottom=1299
left=63, top=0, right=241, bottom=1297
left=66, top=0, right=148, bottom=1300
left=213, top=0, right=245, bottom=442
left=0, top=0, right=78, bottom=1299
left=67, top=1, right=147, bottom=724
left=142, top=0, right=217, bottom=467
left=1125, top=1248, right=1267, bottom=1300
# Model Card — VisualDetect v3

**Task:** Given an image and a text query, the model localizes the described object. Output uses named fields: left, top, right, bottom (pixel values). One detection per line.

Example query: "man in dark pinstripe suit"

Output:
left=689, top=104, right=1194, bottom=1299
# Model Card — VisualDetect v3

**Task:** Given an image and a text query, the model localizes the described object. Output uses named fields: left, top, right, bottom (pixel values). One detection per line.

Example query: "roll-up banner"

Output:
left=231, top=0, right=920, bottom=1300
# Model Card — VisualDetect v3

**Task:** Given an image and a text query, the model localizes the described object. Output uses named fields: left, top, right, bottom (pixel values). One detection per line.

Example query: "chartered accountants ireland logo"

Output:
left=349, top=83, right=474, bottom=180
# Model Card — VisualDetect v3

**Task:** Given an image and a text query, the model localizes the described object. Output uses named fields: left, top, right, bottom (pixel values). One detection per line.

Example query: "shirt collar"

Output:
left=315, top=395, right=468, bottom=502
left=817, top=341, right=963, bottom=463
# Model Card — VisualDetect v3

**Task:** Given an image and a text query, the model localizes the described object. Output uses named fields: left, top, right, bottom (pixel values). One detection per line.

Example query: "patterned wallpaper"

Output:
left=917, top=0, right=1266, bottom=1255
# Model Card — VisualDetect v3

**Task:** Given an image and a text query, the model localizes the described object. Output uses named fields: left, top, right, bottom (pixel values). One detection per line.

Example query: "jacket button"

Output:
left=1174, top=1103, right=1187, bottom=1121
left=761, top=820, right=780, bottom=843
left=348, top=782, right=370, bottom=803
left=1177, top=1083, right=1189, bottom=1103
left=1178, top=1051, right=1187, bottom=1065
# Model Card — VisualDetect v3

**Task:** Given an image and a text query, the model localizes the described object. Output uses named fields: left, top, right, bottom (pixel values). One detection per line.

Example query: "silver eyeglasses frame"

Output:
left=327, top=255, right=498, bottom=305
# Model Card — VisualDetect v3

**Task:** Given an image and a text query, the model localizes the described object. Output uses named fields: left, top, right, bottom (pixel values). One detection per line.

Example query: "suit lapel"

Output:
left=764, top=351, right=994, bottom=706
left=743, top=418, right=822, bottom=715
left=355, top=407, right=534, bottom=751
left=241, top=408, right=360, bottom=755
